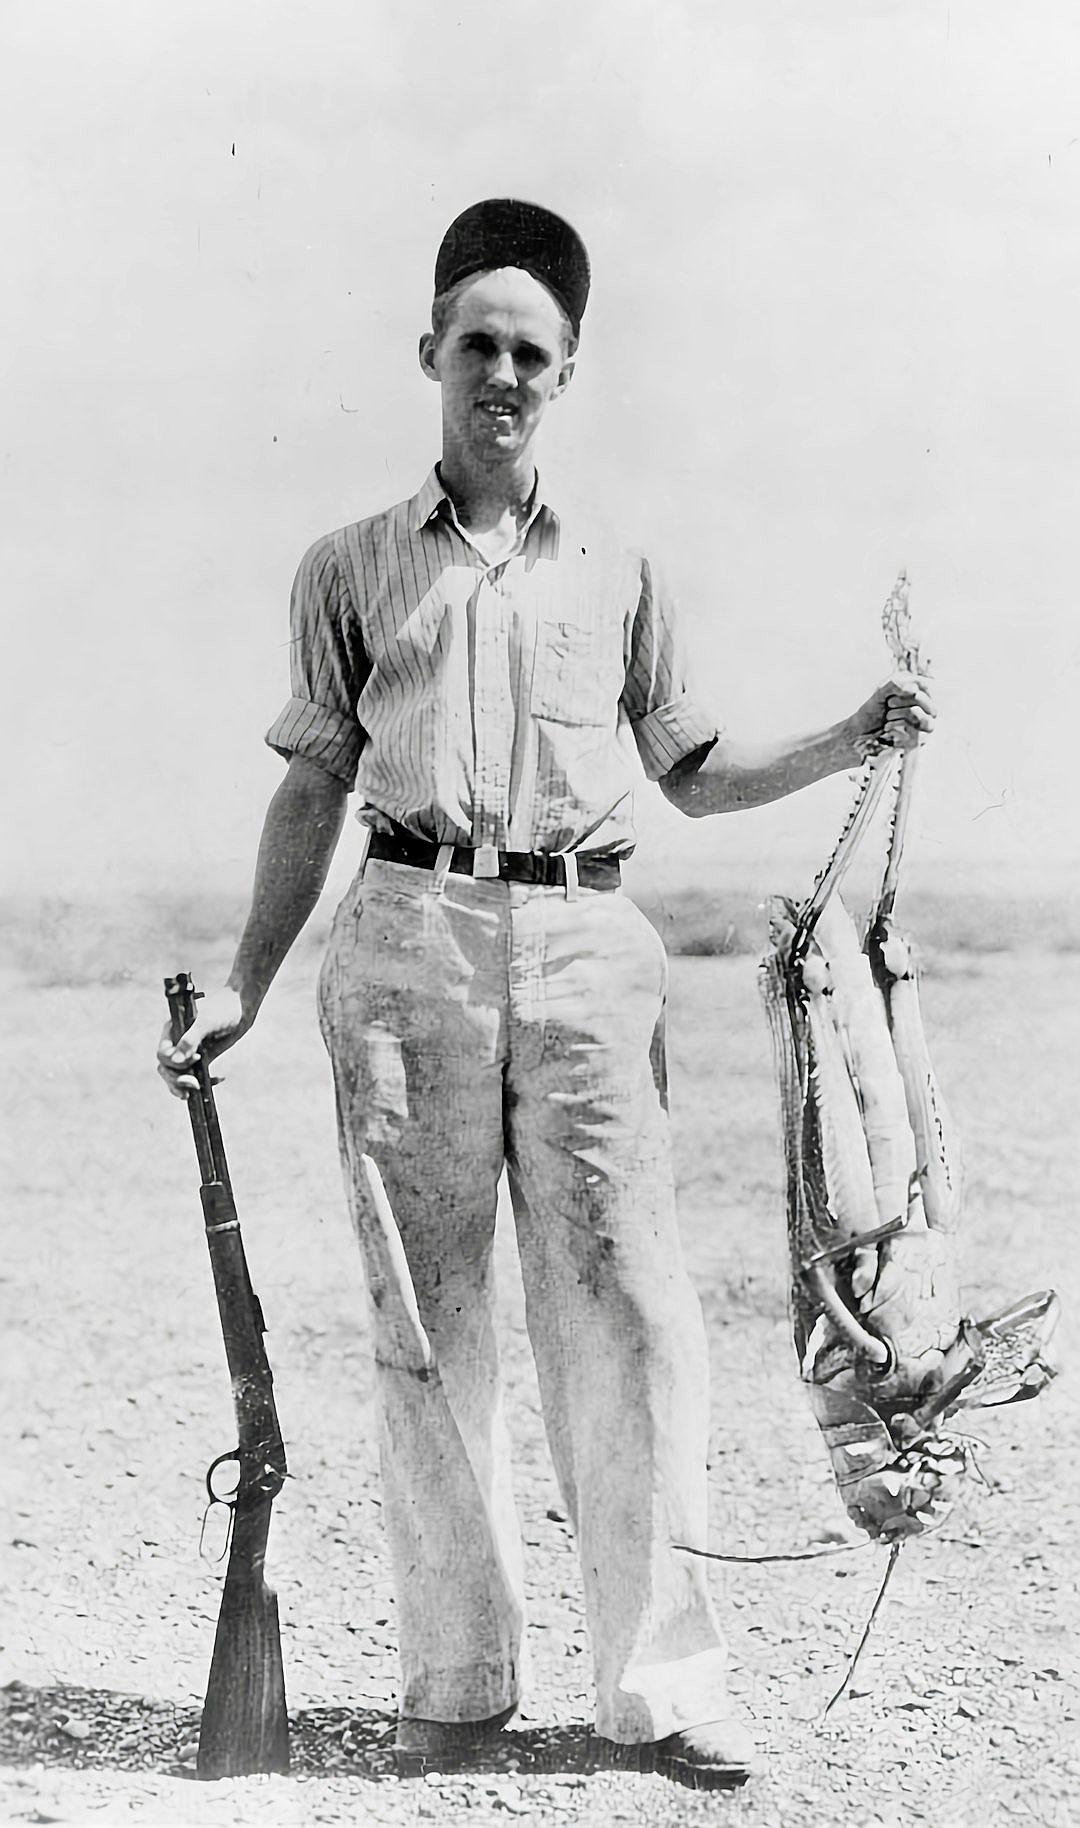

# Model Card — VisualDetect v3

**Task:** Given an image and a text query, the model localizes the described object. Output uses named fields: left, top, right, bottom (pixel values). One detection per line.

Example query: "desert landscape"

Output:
left=8, top=1, right=1080, bottom=1822
left=2, top=886, right=1076, bottom=1827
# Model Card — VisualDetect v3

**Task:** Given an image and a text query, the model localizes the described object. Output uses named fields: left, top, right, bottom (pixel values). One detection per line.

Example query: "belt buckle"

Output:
left=472, top=845, right=501, bottom=880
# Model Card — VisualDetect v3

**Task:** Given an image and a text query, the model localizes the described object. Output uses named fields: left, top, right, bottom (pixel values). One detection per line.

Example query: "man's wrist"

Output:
left=833, top=714, right=866, bottom=771
left=224, top=970, right=263, bottom=1029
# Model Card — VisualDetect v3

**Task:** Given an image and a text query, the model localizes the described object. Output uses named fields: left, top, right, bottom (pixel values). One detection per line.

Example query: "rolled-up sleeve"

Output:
left=622, top=555, right=721, bottom=780
left=265, top=535, right=369, bottom=785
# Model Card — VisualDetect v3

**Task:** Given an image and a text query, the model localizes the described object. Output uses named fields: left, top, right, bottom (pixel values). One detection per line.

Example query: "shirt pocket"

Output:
left=530, top=612, right=619, bottom=726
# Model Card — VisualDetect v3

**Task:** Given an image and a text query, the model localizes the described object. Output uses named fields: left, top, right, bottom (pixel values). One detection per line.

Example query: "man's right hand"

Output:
left=157, top=987, right=250, bottom=1099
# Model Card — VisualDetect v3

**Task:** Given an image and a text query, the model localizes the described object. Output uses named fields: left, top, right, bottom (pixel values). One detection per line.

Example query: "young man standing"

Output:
left=159, top=199, right=934, bottom=1789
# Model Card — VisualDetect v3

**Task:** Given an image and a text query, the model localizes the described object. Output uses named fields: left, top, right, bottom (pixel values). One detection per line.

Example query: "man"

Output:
left=158, top=198, right=934, bottom=1789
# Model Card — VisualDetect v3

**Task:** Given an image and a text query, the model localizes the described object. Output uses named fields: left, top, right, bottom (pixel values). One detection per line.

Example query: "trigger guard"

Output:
left=205, top=1448, right=241, bottom=1506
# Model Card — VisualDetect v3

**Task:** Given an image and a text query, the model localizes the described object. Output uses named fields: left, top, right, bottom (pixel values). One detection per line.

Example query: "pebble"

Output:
left=57, top=1719, right=92, bottom=1741
left=488, top=1783, right=526, bottom=1811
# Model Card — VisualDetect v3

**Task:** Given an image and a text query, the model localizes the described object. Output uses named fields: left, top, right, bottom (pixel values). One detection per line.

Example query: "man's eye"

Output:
left=465, top=335, right=496, bottom=356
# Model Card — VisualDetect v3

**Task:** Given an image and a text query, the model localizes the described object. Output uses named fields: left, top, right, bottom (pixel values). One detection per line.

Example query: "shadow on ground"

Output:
left=1, top=1682, right=663, bottom=1785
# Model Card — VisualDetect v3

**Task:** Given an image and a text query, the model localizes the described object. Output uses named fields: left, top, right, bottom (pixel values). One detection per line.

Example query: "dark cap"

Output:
left=434, top=198, right=590, bottom=337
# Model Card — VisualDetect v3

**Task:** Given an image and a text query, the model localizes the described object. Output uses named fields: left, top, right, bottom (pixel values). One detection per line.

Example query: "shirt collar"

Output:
left=409, top=465, right=560, bottom=538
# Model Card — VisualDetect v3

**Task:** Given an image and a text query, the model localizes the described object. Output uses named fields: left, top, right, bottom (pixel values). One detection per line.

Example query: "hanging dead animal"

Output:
left=760, top=573, right=1059, bottom=1542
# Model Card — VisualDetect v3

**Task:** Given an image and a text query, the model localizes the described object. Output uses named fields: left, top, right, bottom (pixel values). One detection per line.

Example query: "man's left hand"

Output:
left=848, top=673, right=937, bottom=758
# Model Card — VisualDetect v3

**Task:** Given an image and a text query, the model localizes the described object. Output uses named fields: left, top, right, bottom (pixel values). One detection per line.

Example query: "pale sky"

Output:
left=4, top=0, right=1079, bottom=903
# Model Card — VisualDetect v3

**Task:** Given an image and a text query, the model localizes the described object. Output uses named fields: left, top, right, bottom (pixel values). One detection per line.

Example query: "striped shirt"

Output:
left=265, top=468, right=720, bottom=854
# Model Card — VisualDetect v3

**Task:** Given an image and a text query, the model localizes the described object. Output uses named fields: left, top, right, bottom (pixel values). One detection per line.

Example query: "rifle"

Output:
left=164, top=971, right=290, bottom=1779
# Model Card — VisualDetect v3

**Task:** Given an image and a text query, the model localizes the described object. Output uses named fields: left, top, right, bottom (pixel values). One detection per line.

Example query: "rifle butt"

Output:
left=197, top=1501, right=289, bottom=1778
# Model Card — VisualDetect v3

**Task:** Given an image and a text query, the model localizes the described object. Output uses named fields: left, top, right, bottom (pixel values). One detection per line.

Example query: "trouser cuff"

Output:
left=596, top=1646, right=731, bottom=1743
left=399, top=1651, right=523, bottom=1724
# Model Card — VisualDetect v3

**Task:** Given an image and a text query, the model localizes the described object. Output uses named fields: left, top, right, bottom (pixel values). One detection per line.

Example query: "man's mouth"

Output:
left=478, top=400, right=518, bottom=421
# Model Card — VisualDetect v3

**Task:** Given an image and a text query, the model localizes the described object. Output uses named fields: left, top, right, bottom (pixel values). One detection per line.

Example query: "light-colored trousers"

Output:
left=316, top=858, right=729, bottom=1741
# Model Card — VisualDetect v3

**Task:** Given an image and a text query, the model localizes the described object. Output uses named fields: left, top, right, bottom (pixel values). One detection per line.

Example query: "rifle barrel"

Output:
left=165, top=973, right=232, bottom=1194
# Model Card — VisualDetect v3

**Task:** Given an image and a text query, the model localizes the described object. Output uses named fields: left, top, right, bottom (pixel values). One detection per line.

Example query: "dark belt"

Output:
left=368, top=829, right=623, bottom=890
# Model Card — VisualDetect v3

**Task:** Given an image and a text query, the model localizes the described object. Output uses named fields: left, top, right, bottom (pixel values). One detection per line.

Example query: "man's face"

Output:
left=419, top=268, right=575, bottom=464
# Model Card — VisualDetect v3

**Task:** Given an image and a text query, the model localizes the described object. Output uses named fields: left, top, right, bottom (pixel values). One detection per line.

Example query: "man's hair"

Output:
left=430, top=272, right=578, bottom=357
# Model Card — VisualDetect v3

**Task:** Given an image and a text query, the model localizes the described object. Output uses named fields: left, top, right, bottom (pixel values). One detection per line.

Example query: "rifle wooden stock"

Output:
left=165, top=972, right=290, bottom=1779
left=197, top=1490, right=288, bottom=1779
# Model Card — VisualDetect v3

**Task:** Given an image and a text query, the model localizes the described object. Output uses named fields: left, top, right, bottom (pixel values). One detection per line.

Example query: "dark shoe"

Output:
left=393, top=1704, right=517, bottom=1771
left=650, top=1715, right=757, bottom=1789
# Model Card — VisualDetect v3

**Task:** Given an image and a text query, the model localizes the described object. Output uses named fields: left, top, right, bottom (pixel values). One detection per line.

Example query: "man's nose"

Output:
left=488, top=351, right=517, bottom=389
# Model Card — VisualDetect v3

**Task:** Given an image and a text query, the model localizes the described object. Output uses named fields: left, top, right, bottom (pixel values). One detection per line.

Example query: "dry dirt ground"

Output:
left=2, top=940, right=1077, bottom=1827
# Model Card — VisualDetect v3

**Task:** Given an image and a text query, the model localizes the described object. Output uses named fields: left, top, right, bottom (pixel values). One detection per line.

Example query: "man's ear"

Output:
left=418, top=331, right=440, bottom=382
left=551, top=355, right=576, bottom=400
